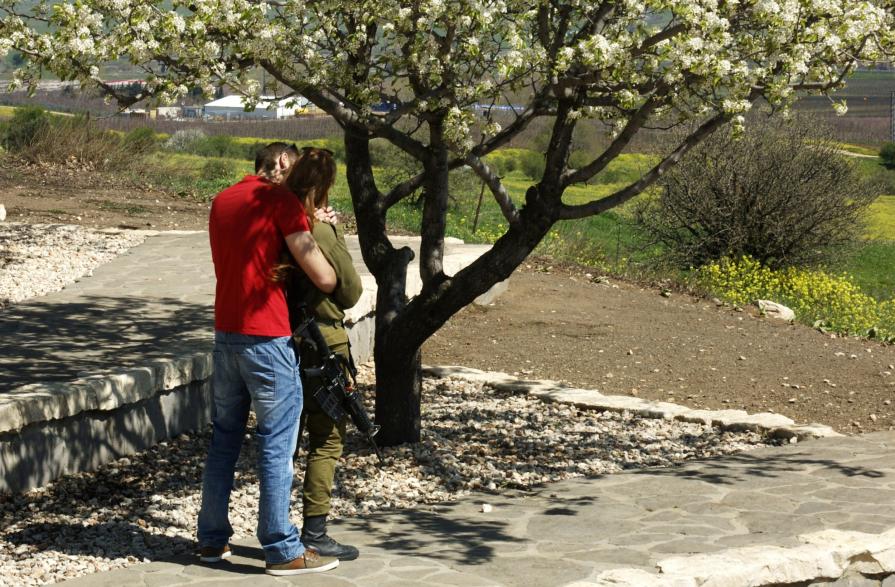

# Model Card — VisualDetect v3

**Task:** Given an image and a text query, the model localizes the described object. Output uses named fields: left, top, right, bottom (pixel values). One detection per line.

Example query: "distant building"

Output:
left=202, top=95, right=308, bottom=120
left=182, top=105, right=203, bottom=119
left=153, top=106, right=182, bottom=119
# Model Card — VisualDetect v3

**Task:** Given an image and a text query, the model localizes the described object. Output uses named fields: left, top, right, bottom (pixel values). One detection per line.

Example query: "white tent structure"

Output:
left=202, top=95, right=308, bottom=120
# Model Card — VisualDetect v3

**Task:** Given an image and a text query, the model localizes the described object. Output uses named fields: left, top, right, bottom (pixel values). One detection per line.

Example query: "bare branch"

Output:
left=561, top=92, right=664, bottom=187
left=558, top=112, right=732, bottom=219
left=464, top=154, right=520, bottom=226
left=383, top=173, right=426, bottom=210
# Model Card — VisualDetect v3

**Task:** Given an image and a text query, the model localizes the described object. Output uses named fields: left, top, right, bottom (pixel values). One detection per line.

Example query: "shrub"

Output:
left=482, top=150, right=518, bottom=176
left=518, top=149, right=545, bottom=180
left=192, top=135, right=240, bottom=158
left=695, top=255, right=895, bottom=338
left=122, top=127, right=158, bottom=155
left=16, top=114, right=130, bottom=170
left=881, top=142, right=895, bottom=170
left=370, top=138, right=422, bottom=193
left=164, top=128, right=207, bottom=152
left=200, top=159, right=236, bottom=181
left=636, top=115, right=881, bottom=269
left=568, top=150, right=592, bottom=171
left=2, top=105, right=51, bottom=151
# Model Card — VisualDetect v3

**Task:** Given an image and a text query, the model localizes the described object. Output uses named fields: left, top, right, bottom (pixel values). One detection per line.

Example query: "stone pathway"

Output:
left=0, top=231, right=489, bottom=392
left=59, top=432, right=895, bottom=586
left=0, top=231, right=215, bottom=391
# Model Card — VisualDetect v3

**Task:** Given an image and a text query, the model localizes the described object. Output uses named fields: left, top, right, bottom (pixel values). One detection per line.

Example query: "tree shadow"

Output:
left=334, top=503, right=522, bottom=565
left=0, top=294, right=213, bottom=390
left=631, top=449, right=888, bottom=485
left=3, top=520, right=197, bottom=561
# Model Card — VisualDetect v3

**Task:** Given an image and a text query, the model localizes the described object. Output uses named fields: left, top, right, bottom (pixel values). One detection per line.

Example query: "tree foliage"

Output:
left=2, top=0, right=889, bottom=443
left=636, top=115, right=881, bottom=269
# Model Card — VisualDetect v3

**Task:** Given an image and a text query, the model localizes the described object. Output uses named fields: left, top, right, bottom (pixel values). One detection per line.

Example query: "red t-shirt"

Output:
left=209, top=175, right=310, bottom=336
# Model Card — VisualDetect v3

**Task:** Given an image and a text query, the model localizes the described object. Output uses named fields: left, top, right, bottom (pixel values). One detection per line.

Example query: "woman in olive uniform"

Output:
left=283, top=147, right=363, bottom=561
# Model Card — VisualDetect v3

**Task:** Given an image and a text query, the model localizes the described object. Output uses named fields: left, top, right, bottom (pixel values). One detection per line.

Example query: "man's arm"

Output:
left=285, top=230, right=337, bottom=293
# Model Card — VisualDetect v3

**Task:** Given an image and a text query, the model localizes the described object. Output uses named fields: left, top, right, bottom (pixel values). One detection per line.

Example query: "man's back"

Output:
left=209, top=175, right=308, bottom=336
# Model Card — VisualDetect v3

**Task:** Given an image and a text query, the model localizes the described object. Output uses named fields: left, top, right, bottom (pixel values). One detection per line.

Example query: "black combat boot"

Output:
left=301, top=514, right=359, bottom=561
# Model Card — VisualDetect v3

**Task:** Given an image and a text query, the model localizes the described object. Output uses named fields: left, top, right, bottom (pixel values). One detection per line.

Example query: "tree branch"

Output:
left=561, top=91, right=664, bottom=187
left=383, top=173, right=426, bottom=210
left=261, top=61, right=429, bottom=158
left=419, top=118, right=449, bottom=285
left=559, top=111, right=732, bottom=219
left=464, top=154, right=520, bottom=225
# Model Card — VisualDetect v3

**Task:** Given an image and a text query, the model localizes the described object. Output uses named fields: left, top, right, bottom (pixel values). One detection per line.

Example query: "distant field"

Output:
left=797, top=70, right=894, bottom=117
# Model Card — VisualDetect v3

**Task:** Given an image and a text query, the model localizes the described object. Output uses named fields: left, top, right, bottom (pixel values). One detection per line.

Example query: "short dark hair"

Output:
left=255, top=142, right=298, bottom=174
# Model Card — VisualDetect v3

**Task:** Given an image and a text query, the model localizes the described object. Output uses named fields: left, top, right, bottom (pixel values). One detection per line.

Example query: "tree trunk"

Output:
left=374, top=335, right=422, bottom=446
left=343, top=128, right=423, bottom=445
left=343, top=122, right=559, bottom=447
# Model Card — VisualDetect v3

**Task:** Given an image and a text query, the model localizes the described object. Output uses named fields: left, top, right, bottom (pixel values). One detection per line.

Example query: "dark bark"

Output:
left=419, top=118, right=449, bottom=284
left=344, top=126, right=425, bottom=444
left=372, top=248, right=421, bottom=445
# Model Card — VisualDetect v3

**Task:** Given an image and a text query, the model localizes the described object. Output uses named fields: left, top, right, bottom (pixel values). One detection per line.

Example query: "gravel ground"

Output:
left=0, top=223, right=145, bottom=306
left=0, top=369, right=777, bottom=586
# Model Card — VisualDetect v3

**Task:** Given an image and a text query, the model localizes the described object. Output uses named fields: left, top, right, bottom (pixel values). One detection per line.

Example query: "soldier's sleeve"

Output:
left=314, top=222, right=363, bottom=310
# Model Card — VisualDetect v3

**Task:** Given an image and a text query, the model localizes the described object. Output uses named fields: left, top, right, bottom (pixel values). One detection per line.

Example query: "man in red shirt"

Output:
left=198, top=143, right=339, bottom=576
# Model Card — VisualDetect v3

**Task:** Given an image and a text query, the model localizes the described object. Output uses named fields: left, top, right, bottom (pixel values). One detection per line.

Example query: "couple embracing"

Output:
left=199, top=143, right=362, bottom=576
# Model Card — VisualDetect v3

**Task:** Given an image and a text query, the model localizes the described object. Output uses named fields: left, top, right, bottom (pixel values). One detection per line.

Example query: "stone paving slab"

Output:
left=60, top=432, right=895, bottom=586
left=0, top=231, right=216, bottom=392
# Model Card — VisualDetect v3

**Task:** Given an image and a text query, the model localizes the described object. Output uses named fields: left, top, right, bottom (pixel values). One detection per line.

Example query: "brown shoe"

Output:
left=199, top=543, right=232, bottom=563
left=265, top=549, right=339, bottom=576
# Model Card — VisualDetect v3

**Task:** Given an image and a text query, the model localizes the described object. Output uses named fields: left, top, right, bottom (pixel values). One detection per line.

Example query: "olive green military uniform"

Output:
left=286, top=221, right=362, bottom=518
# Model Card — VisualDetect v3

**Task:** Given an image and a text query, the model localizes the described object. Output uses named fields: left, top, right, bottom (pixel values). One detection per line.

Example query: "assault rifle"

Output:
left=293, top=307, right=384, bottom=464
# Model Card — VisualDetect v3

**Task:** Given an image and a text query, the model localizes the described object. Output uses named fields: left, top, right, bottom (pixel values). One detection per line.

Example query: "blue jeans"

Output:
left=198, top=332, right=304, bottom=564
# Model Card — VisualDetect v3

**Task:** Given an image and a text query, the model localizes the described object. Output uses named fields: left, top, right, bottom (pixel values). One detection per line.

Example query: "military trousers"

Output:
left=299, top=339, right=349, bottom=518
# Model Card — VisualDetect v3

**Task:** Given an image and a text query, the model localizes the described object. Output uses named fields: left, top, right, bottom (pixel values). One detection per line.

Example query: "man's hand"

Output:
left=285, top=230, right=337, bottom=293
left=314, top=206, right=338, bottom=225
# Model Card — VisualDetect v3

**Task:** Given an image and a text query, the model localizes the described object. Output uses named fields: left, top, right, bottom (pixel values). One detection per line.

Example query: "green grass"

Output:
left=381, top=153, right=656, bottom=270
left=838, top=142, right=882, bottom=157
left=830, top=241, right=895, bottom=301
left=867, top=195, right=895, bottom=240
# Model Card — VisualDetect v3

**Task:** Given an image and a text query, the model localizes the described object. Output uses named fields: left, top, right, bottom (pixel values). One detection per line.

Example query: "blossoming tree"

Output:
left=2, top=0, right=889, bottom=444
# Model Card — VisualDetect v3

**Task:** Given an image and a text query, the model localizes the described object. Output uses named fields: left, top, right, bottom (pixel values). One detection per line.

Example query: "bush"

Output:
left=517, top=149, right=545, bottom=180
left=192, top=135, right=243, bottom=158
left=164, top=128, right=207, bottom=152
left=568, top=150, right=592, bottom=171
left=15, top=114, right=131, bottom=170
left=695, top=255, right=895, bottom=339
left=122, top=127, right=158, bottom=155
left=2, top=105, right=51, bottom=151
left=370, top=138, right=422, bottom=192
left=636, top=115, right=881, bottom=269
left=881, top=142, right=895, bottom=169
left=200, top=159, right=236, bottom=181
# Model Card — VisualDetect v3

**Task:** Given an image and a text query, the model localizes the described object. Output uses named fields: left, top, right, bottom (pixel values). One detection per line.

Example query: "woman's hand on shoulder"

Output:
left=314, top=206, right=339, bottom=225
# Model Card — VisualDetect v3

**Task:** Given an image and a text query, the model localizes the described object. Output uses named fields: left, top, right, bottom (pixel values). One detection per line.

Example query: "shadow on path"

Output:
left=0, top=295, right=212, bottom=390
left=634, top=449, right=887, bottom=485
left=336, top=503, right=522, bottom=565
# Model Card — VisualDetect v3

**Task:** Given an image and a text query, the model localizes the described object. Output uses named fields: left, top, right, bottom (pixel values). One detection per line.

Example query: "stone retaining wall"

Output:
left=0, top=379, right=212, bottom=494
